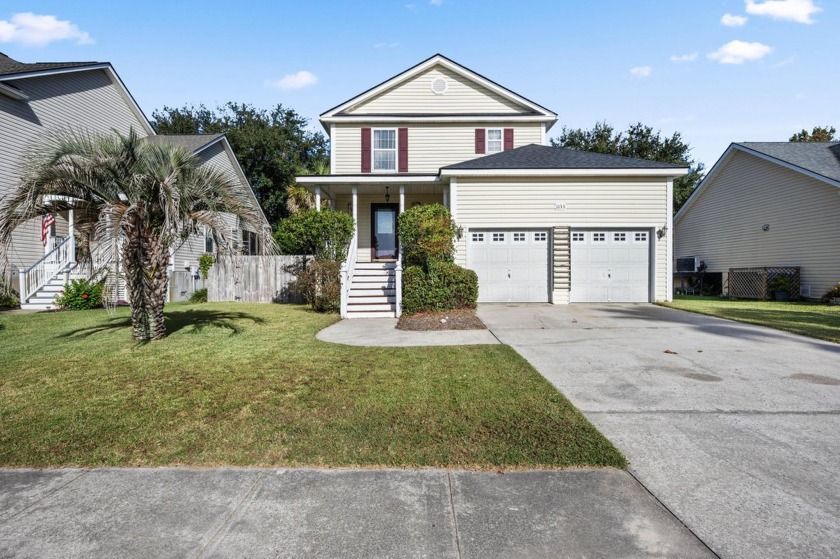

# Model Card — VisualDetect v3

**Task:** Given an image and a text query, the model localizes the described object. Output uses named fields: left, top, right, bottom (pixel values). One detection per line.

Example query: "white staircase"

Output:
left=346, top=262, right=397, bottom=318
left=20, top=276, right=66, bottom=310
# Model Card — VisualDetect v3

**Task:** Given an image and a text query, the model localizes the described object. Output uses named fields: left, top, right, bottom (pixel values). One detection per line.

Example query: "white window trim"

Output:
left=372, top=128, right=398, bottom=173
left=486, top=128, right=503, bottom=154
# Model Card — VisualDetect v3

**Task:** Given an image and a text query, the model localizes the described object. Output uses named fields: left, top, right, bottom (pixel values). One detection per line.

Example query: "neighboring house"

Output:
left=0, top=53, right=268, bottom=309
left=297, top=54, right=687, bottom=318
left=674, top=142, right=840, bottom=299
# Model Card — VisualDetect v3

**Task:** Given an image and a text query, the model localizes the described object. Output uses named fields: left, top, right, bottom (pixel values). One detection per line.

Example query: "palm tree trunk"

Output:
left=123, top=223, right=170, bottom=341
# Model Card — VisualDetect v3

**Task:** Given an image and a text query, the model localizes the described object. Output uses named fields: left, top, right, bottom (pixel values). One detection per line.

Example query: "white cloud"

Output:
left=430, top=0, right=443, bottom=5
left=630, top=66, right=652, bottom=77
left=708, top=40, right=773, bottom=64
left=405, top=3, right=416, bottom=9
left=670, top=52, right=698, bottom=63
left=745, top=0, right=821, bottom=24
left=267, top=70, right=318, bottom=90
left=374, top=42, right=400, bottom=48
left=0, top=12, right=92, bottom=46
left=721, top=13, right=748, bottom=26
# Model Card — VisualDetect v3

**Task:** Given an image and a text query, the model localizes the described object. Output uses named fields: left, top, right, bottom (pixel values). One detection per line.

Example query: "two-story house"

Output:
left=297, top=54, right=687, bottom=318
left=0, top=53, right=268, bottom=309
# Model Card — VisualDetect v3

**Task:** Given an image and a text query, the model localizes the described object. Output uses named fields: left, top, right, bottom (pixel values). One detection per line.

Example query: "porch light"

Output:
left=385, top=186, right=390, bottom=202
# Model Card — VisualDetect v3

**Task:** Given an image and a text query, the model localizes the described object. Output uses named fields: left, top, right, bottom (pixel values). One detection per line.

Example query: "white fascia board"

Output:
left=463, top=223, right=660, bottom=229
left=321, top=115, right=554, bottom=125
left=295, top=175, right=440, bottom=184
left=214, top=136, right=270, bottom=228
left=440, top=168, right=689, bottom=178
left=674, top=143, right=840, bottom=224
left=321, top=55, right=557, bottom=119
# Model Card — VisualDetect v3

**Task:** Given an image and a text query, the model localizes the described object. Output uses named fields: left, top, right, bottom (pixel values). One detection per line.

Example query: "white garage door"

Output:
left=570, top=230, right=650, bottom=303
left=468, top=229, right=550, bottom=302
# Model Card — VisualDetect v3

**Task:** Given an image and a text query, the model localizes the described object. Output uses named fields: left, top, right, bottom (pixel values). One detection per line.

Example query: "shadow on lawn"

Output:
left=57, top=308, right=265, bottom=341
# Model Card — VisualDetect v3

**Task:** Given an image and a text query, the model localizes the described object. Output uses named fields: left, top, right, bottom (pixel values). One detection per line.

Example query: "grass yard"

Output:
left=661, top=296, right=840, bottom=344
left=0, top=303, right=624, bottom=469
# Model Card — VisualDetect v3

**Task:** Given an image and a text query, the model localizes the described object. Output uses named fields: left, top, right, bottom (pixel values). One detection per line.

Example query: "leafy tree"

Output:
left=397, top=204, right=458, bottom=269
left=789, top=126, right=837, bottom=142
left=551, top=121, right=705, bottom=213
left=273, top=209, right=355, bottom=262
left=0, top=129, right=273, bottom=341
left=151, top=103, right=329, bottom=224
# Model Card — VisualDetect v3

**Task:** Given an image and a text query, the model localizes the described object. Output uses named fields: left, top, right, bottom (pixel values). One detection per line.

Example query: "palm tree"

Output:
left=285, top=158, right=330, bottom=213
left=0, top=128, right=274, bottom=341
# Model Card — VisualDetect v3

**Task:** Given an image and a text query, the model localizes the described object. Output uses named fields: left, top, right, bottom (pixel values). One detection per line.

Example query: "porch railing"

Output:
left=395, top=257, right=402, bottom=318
left=18, top=236, right=73, bottom=300
left=340, top=232, right=359, bottom=318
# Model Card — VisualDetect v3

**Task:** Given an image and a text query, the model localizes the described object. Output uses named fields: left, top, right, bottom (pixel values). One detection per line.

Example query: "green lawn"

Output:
left=0, top=303, right=624, bottom=469
left=660, top=296, right=840, bottom=344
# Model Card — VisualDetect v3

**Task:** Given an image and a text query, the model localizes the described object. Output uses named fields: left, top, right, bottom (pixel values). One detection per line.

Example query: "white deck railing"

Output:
left=340, top=232, right=359, bottom=318
left=18, top=236, right=73, bottom=300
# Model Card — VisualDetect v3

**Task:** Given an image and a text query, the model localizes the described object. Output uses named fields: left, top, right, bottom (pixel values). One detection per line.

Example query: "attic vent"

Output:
left=430, top=77, right=448, bottom=95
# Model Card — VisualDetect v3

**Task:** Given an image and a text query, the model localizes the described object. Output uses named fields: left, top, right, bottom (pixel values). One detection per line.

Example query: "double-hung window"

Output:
left=373, top=129, right=397, bottom=171
left=486, top=129, right=503, bottom=153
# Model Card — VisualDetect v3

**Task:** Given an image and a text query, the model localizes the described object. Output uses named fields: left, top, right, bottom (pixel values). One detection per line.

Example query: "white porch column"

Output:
left=67, top=204, right=76, bottom=264
left=442, top=185, right=449, bottom=209
left=351, top=186, right=358, bottom=227
left=315, top=186, right=321, bottom=212
left=449, top=177, right=458, bottom=220
left=399, top=185, right=405, bottom=214
left=665, top=178, right=674, bottom=302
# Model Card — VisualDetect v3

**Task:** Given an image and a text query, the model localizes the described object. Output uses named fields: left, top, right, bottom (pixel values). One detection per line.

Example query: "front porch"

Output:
left=297, top=175, right=451, bottom=318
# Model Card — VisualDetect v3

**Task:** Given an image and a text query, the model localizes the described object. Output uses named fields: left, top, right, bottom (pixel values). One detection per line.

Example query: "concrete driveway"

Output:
left=478, top=303, right=840, bottom=559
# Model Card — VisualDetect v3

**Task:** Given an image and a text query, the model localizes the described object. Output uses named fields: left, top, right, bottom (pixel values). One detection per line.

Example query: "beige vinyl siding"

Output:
left=172, top=142, right=254, bottom=266
left=346, top=66, right=526, bottom=115
left=332, top=193, right=442, bottom=262
left=674, top=150, right=840, bottom=297
left=1, top=69, right=150, bottom=268
left=455, top=176, right=670, bottom=301
left=332, top=123, right=543, bottom=174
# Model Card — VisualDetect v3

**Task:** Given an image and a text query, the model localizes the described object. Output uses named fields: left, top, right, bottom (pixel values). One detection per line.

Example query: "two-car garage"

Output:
left=467, top=228, right=651, bottom=303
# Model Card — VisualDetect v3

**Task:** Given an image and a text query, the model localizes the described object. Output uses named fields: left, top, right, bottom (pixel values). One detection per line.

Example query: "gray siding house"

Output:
left=0, top=53, right=267, bottom=309
left=674, top=142, right=840, bottom=298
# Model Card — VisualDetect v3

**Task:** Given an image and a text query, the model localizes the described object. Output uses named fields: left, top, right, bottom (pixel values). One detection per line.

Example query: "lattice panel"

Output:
left=728, top=267, right=801, bottom=300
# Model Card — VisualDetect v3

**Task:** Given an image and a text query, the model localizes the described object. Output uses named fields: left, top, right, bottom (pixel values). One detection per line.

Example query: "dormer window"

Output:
left=486, top=128, right=503, bottom=153
left=373, top=129, right=397, bottom=171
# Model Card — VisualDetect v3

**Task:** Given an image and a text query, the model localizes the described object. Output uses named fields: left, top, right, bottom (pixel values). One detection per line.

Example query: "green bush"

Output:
left=0, top=281, right=19, bottom=309
left=189, top=287, right=208, bottom=303
left=289, top=257, right=342, bottom=312
left=402, top=263, right=478, bottom=315
left=398, top=204, right=459, bottom=268
left=822, top=282, right=840, bottom=301
left=198, top=254, right=214, bottom=281
left=274, top=209, right=355, bottom=262
left=769, top=274, right=791, bottom=293
left=54, top=278, right=103, bottom=310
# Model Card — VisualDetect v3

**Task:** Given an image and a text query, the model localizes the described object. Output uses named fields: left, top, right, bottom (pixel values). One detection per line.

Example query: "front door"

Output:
left=371, top=203, right=399, bottom=260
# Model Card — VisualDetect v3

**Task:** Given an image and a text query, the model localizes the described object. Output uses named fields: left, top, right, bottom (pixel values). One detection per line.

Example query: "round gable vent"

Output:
left=430, top=77, right=448, bottom=95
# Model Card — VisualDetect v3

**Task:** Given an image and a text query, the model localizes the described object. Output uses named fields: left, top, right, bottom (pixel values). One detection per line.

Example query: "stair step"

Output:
left=351, top=276, right=395, bottom=284
left=346, top=310, right=397, bottom=319
left=355, top=262, right=397, bottom=270
left=348, top=295, right=396, bottom=304
left=346, top=302, right=396, bottom=312
left=20, top=303, right=56, bottom=311
left=350, top=288, right=396, bottom=296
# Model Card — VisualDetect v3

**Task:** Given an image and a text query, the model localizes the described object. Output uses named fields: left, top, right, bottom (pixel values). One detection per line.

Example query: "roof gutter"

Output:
left=440, top=168, right=689, bottom=178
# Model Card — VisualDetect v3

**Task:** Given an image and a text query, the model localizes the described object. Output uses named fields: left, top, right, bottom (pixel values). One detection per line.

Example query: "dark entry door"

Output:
left=371, top=203, right=399, bottom=260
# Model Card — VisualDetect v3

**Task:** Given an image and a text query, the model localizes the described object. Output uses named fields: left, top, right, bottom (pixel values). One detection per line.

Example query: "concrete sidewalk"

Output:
left=0, top=467, right=712, bottom=558
left=316, top=317, right=499, bottom=346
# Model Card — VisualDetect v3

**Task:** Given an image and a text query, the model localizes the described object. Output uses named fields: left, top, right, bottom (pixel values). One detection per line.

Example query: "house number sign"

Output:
left=554, top=202, right=567, bottom=211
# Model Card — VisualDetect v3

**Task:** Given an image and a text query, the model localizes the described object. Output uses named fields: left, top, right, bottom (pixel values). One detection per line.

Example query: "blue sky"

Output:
left=1, top=1, right=836, bottom=168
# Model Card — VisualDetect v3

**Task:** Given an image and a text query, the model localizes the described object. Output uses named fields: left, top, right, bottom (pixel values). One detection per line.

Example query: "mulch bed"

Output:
left=397, top=309, right=487, bottom=331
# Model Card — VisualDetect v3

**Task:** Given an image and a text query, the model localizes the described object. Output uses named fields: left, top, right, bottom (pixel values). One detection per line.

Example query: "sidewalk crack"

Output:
left=447, top=471, right=463, bottom=559
left=0, top=468, right=91, bottom=525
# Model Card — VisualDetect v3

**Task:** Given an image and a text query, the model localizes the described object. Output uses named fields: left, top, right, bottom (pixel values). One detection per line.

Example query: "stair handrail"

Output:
left=340, top=231, right=358, bottom=318
left=395, top=252, right=403, bottom=318
left=18, top=236, right=73, bottom=300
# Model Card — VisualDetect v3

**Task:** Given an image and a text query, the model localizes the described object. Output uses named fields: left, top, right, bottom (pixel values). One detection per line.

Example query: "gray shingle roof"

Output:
left=145, top=134, right=225, bottom=153
left=443, top=144, right=688, bottom=170
left=737, top=142, right=840, bottom=184
left=0, top=52, right=100, bottom=77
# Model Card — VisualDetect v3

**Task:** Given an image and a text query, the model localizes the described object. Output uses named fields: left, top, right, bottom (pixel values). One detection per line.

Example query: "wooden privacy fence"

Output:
left=207, top=255, right=307, bottom=303
left=728, top=267, right=801, bottom=300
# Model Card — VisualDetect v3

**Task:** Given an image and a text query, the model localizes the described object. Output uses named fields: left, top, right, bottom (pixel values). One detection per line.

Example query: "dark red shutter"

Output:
left=475, top=128, right=485, bottom=154
left=398, top=128, right=408, bottom=172
left=504, top=128, right=514, bottom=151
left=361, top=128, right=371, bottom=173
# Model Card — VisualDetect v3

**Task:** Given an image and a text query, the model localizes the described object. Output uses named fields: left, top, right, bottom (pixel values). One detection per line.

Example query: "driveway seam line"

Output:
left=584, top=410, right=840, bottom=415
left=0, top=468, right=91, bottom=526
left=194, top=469, right=270, bottom=559
left=446, top=471, right=463, bottom=559
left=626, top=469, right=721, bottom=559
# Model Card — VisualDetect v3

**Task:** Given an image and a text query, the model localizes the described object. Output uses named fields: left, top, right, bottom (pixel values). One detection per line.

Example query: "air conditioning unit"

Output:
left=676, top=256, right=700, bottom=273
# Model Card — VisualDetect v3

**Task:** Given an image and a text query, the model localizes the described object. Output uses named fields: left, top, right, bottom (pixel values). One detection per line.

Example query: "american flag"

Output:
left=41, top=213, right=55, bottom=247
